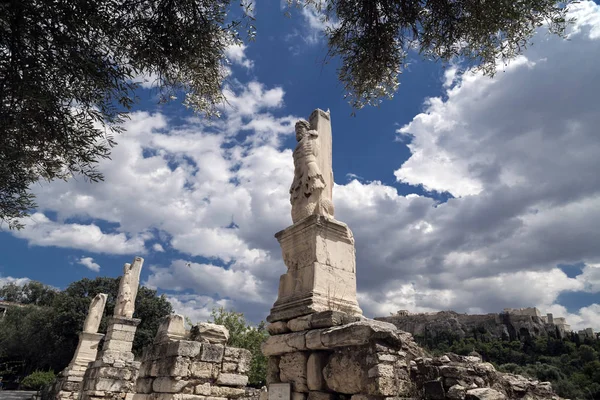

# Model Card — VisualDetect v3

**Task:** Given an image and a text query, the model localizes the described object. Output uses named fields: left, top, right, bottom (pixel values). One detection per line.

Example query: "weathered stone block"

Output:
left=200, top=344, right=224, bottom=363
left=307, top=392, right=334, bottom=400
left=279, top=352, right=309, bottom=393
left=310, top=311, right=360, bottom=329
left=191, top=323, right=229, bottom=344
left=424, top=380, right=445, bottom=400
left=189, top=362, right=214, bottom=379
left=288, top=316, right=312, bottom=332
left=465, top=388, right=506, bottom=400
left=367, top=364, right=394, bottom=378
left=267, top=357, right=281, bottom=385
left=366, top=376, right=398, bottom=397
left=305, top=331, right=326, bottom=350
left=222, top=362, right=238, bottom=373
left=323, top=349, right=367, bottom=394
left=166, top=341, right=202, bottom=358
left=447, top=384, right=467, bottom=400
left=136, top=378, right=154, bottom=394
left=153, top=377, right=189, bottom=393
left=216, top=373, right=248, bottom=387
left=210, top=386, right=246, bottom=398
left=262, top=332, right=307, bottom=356
left=267, top=322, right=290, bottom=335
left=306, top=352, right=328, bottom=391
left=320, top=320, right=401, bottom=349
left=291, top=392, right=306, bottom=400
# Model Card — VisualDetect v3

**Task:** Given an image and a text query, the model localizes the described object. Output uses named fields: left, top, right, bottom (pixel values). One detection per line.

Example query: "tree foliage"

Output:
left=210, top=307, right=269, bottom=387
left=0, top=0, right=253, bottom=229
left=295, top=0, right=572, bottom=110
left=20, top=370, right=56, bottom=391
left=414, top=331, right=600, bottom=399
left=0, top=278, right=172, bottom=378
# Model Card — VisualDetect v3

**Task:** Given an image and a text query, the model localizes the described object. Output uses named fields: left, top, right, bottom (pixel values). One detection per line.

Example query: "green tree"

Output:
left=0, top=281, right=57, bottom=305
left=1, top=0, right=574, bottom=229
left=0, top=277, right=172, bottom=376
left=20, top=370, right=56, bottom=391
left=210, top=307, right=269, bottom=387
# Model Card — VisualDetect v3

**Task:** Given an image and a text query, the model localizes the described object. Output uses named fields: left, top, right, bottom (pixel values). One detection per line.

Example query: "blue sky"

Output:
left=1, top=1, right=600, bottom=330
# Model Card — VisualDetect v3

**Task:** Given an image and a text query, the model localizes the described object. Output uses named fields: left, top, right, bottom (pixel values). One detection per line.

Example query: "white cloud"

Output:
left=0, top=276, right=31, bottom=287
left=166, top=294, right=230, bottom=324
left=77, top=256, right=101, bottom=272
left=225, top=44, right=254, bottom=69
left=9, top=213, right=146, bottom=255
left=153, top=243, right=165, bottom=252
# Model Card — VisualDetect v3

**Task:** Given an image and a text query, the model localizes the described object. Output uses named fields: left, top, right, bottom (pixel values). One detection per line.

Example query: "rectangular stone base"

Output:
left=267, top=216, right=362, bottom=322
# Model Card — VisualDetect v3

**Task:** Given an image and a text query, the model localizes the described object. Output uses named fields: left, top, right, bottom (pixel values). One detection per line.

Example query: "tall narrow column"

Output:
left=51, top=293, right=108, bottom=400
left=81, top=257, right=144, bottom=400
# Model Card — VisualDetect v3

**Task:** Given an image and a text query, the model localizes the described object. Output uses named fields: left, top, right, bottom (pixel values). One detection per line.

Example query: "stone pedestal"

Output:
left=81, top=317, right=141, bottom=400
left=52, top=332, right=105, bottom=400
left=267, top=215, right=362, bottom=323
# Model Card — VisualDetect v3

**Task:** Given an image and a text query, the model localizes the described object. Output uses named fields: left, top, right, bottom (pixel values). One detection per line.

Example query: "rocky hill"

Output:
left=376, top=310, right=566, bottom=341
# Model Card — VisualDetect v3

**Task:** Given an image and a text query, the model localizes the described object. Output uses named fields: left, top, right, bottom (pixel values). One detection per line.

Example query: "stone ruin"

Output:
left=51, top=257, right=255, bottom=400
left=263, top=109, right=563, bottom=400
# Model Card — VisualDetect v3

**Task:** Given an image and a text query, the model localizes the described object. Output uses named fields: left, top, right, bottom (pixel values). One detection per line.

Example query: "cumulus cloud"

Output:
left=10, top=2, right=600, bottom=329
left=77, top=257, right=101, bottom=272
left=0, top=276, right=31, bottom=287
left=225, top=44, right=254, bottom=69
left=153, top=243, right=165, bottom=252
left=10, top=213, right=146, bottom=255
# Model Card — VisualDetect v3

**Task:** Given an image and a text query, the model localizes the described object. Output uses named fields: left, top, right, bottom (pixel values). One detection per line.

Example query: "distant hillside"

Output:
left=376, top=308, right=576, bottom=341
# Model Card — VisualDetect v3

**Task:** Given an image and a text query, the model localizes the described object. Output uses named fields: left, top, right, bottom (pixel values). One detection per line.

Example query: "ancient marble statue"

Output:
left=290, top=119, right=334, bottom=223
left=83, top=293, right=108, bottom=333
left=114, top=257, right=143, bottom=318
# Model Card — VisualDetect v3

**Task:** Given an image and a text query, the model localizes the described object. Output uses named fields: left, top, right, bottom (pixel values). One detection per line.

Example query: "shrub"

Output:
left=20, top=370, right=56, bottom=391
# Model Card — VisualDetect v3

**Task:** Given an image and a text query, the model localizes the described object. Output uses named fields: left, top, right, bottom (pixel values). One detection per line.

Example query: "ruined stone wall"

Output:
left=264, top=310, right=560, bottom=400
left=134, top=337, right=252, bottom=400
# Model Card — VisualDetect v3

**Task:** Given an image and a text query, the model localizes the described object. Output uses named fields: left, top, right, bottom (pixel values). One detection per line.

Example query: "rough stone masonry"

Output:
left=263, top=109, right=563, bottom=400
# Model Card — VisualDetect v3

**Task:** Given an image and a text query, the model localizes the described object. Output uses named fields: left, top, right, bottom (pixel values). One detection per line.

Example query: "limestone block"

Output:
left=367, top=364, right=394, bottom=378
left=223, top=347, right=252, bottom=373
left=262, top=332, right=307, bottom=356
left=306, top=352, right=328, bottom=391
left=279, top=352, right=309, bottom=393
left=439, top=365, right=470, bottom=379
left=305, top=331, right=327, bottom=350
left=465, top=388, right=506, bottom=400
left=191, top=323, right=230, bottom=344
left=267, top=322, right=290, bottom=335
left=366, top=376, right=397, bottom=397
left=287, top=316, right=312, bottom=332
left=106, top=329, right=136, bottom=342
left=376, top=354, right=397, bottom=363
left=96, top=366, right=133, bottom=380
left=189, top=362, right=215, bottom=379
left=210, top=386, right=246, bottom=398
left=89, top=378, right=130, bottom=392
left=200, top=344, right=224, bottom=363
left=323, top=350, right=367, bottom=394
left=320, top=320, right=401, bottom=349
left=216, top=373, right=249, bottom=387
left=291, top=392, right=306, bottom=400
left=310, top=311, right=360, bottom=329
left=155, top=315, right=187, bottom=343
left=195, top=383, right=212, bottom=396
left=104, top=338, right=134, bottom=353
left=166, top=341, right=202, bottom=358
left=222, top=362, right=237, bottom=372
left=153, top=377, right=189, bottom=393
left=136, top=378, right=154, bottom=394
left=307, top=392, right=334, bottom=400
left=423, top=380, right=445, bottom=400
left=267, top=357, right=281, bottom=384
left=447, top=385, right=467, bottom=400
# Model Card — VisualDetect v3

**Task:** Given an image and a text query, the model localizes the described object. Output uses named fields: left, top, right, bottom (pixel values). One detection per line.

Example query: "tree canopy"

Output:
left=209, top=307, right=269, bottom=387
left=1, top=0, right=572, bottom=228
left=0, top=278, right=172, bottom=378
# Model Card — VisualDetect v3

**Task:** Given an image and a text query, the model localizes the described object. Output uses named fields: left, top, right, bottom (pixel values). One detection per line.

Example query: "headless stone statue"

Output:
left=83, top=293, right=108, bottom=333
left=290, top=119, right=334, bottom=223
left=114, top=257, right=143, bottom=318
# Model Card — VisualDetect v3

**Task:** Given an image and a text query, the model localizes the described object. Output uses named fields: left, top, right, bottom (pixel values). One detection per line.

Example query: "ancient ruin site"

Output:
left=2, top=2, right=600, bottom=400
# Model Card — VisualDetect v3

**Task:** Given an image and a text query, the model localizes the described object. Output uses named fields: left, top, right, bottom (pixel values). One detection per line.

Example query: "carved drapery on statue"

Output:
left=290, top=113, right=334, bottom=223
left=114, top=257, right=143, bottom=318
left=83, top=293, right=108, bottom=333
